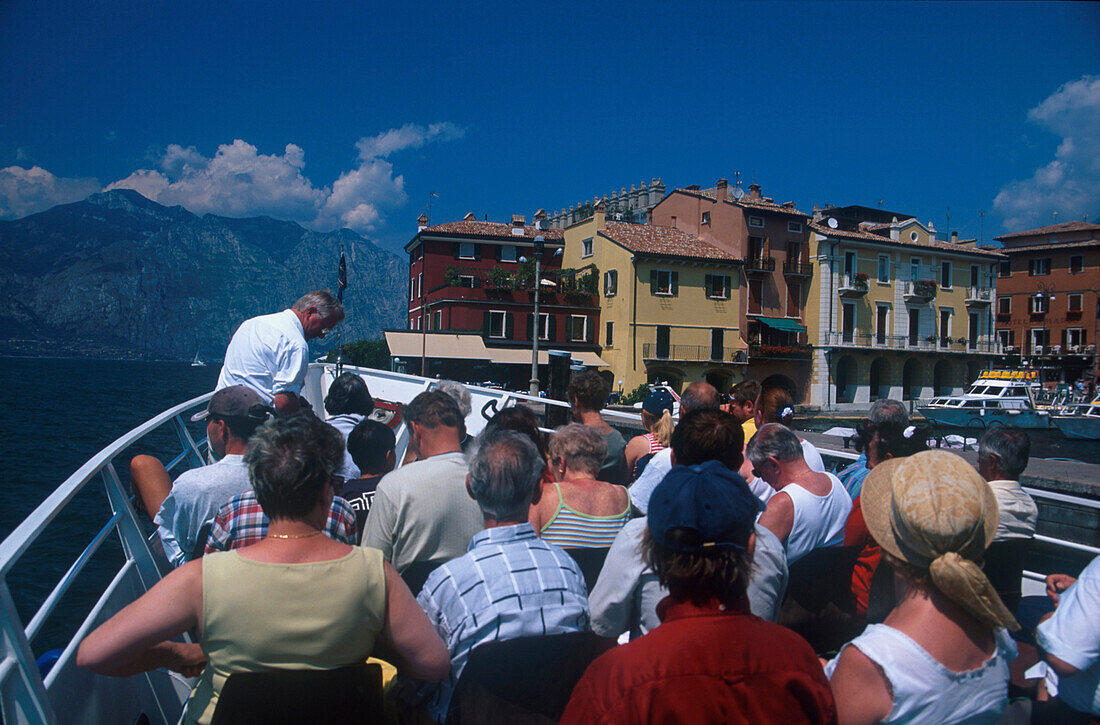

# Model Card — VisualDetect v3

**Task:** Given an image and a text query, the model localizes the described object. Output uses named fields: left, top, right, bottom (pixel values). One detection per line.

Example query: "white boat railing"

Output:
left=2, top=363, right=1097, bottom=723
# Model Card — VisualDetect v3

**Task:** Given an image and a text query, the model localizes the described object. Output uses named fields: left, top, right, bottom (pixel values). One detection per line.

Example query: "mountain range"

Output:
left=0, top=189, right=407, bottom=360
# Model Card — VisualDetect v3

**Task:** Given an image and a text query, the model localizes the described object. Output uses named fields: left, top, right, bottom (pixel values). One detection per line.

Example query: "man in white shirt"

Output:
left=977, top=427, right=1038, bottom=542
left=1037, top=555, right=1100, bottom=716
left=217, top=290, right=344, bottom=414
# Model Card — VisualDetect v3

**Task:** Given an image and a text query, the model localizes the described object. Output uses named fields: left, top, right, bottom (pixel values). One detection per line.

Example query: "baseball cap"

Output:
left=647, top=460, right=763, bottom=553
left=642, top=389, right=676, bottom=417
left=191, top=385, right=270, bottom=422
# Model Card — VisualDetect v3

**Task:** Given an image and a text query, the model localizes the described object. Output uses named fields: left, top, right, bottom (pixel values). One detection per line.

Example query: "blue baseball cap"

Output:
left=647, top=460, right=763, bottom=552
left=642, top=389, right=676, bottom=416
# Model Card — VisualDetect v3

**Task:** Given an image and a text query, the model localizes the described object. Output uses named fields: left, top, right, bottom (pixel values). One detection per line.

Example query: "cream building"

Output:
left=562, top=203, right=745, bottom=393
left=806, top=208, right=1006, bottom=408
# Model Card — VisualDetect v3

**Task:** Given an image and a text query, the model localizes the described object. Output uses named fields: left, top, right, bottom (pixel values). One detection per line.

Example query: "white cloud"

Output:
left=355, top=122, right=465, bottom=160
left=994, top=75, right=1100, bottom=230
left=0, top=165, right=100, bottom=219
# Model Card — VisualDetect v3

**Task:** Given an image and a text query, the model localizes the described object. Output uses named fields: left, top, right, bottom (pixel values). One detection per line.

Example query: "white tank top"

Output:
left=782, top=472, right=851, bottom=564
left=825, top=624, right=1015, bottom=724
left=748, top=439, right=827, bottom=506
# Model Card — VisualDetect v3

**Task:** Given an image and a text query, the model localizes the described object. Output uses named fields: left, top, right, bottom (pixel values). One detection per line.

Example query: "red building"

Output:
left=994, top=221, right=1100, bottom=385
left=394, top=210, right=604, bottom=387
left=651, top=180, right=813, bottom=398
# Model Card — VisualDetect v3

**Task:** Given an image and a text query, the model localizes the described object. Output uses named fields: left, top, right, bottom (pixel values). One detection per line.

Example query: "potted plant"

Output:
left=913, top=279, right=937, bottom=297
left=444, top=267, right=460, bottom=287
left=486, top=265, right=513, bottom=291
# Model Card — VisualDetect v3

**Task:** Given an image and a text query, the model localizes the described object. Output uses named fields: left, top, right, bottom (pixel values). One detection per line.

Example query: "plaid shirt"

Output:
left=204, top=490, right=357, bottom=553
left=416, top=522, right=590, bottom=720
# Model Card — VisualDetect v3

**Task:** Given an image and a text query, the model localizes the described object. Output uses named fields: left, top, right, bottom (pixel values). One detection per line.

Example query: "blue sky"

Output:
left=1, top=1, right=1097, bottom=254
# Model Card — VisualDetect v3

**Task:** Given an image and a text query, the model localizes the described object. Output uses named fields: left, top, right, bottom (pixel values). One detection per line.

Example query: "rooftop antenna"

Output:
left=979, top=210, right=985, bottom=245
left=946, top=207, right=951, bottom=240
left=1053, top=211, right=1059, bottom=223
left=334, top=242, right=348, bottom=376
left=427, top=191, right=439, bottom=227
left=878, top=199, right=884, bottom=208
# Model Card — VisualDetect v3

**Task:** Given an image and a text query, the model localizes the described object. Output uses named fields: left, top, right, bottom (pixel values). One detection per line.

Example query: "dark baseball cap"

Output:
left=642, top=389, right=676, bottom=417
left=191, top=385, right=269, bottom=422
left=647, top=460, right=763, bottom=553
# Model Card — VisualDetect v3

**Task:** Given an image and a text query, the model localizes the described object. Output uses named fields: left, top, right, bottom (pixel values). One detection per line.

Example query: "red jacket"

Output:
left=560, top=598, right=837, bottom=725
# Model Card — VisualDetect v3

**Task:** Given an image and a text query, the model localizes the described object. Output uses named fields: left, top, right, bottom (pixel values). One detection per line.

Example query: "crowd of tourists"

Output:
left=77, top=292, right=1099, bottom=724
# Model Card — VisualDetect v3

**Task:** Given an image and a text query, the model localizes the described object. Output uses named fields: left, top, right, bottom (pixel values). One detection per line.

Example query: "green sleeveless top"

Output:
left=185, top=547, right=387, bottom=724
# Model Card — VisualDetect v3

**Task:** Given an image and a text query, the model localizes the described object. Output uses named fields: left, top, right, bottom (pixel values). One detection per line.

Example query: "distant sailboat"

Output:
left=191, top=351, right=206, bottom=367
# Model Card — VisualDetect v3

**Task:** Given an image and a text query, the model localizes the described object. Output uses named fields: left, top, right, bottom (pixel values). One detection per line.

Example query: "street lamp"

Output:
left=1035, top=282, right=1055, bottom=363
left=527, top=236, right=545, bottom=396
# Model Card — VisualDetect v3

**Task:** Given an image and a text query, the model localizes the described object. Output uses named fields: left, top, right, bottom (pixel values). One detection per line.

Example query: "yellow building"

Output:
left=562, top=203, right=745, bottom=393
left=806, top=208, right=1006, bottom=408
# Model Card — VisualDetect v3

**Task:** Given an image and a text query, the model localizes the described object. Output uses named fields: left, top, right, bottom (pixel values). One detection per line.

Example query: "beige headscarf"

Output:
left=862, top=451, right=1019, bottom=631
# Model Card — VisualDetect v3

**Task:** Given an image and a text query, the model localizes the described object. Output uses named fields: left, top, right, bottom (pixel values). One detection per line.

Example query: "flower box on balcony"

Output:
left=913, top=279, right=937, bottom=297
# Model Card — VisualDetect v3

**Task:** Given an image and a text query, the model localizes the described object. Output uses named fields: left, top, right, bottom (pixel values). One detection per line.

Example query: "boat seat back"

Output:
left=563, top=547, right=610, bottom=593
left=778, top=544, right=864, bottom=654
left=400, top=560, right=442, bottom=596
left=983, top=538, right=1033, bottom=614
left=210, top=663, right=383, bottom=725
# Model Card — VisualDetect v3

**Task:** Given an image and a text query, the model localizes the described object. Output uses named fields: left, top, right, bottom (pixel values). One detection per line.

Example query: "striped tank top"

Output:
left=643, top=432, right=666, bottom=454
left=540, top=481, right=631, bottom=549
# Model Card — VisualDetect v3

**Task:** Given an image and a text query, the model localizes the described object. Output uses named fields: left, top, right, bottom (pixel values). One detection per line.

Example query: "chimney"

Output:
left=417, top=213, right=428, bottom=232
left=463, top=211, right=476, bottom=221
left=890, top=217, right=900, bottom=241
left=951, top=231, right=958, bottom=243
left=748, top=183, right=762, bottom=200
left=511, top=214, right=526, bottom=236
left=716, top=178, right=728, bottom=201
left=594, top=199, right=606, bottom=230
left=533, top=208, right=547, bottom=230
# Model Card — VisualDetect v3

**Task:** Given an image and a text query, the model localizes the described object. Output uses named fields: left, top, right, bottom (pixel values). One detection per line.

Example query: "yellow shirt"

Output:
left=742, top=418, right=758, bottom=443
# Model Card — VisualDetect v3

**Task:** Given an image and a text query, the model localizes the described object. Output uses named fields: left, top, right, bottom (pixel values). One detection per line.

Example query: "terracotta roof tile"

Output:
left=996, top=221, right=1100, bottom=240
left=809, top=222, right=1006, bottom=258
left=600, top=222, right=738, bottom=262
left=421, top=220, right=564, bottom=241
left=1002, top=239, right=1100, bottom=253
left=673, top=187, right=810, bottom=218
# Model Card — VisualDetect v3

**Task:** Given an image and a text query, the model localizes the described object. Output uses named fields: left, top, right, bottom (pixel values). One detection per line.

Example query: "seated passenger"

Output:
left=1036, top=554, right=1100, bottom=718
left=324, top=372, right=375, bottom=481
left=838, top=399, right=909, bottom=500
left=362, top=391, right=482, bottom=573
left=204, top=487, right=357, bottom=553
left=749, top=423, right=852, bottom=565
left=411, top=430, right=590, bottom=721
left=724, top=379, right=761, bottom=443
left=826, top=451, right=1019, bottom=725
left=629, top=381, right=722, bottom=514
left=977, top=427, right=1037, bottom=542
left=434, top=380, right=474, bottom=454
left=131, top=385, right=271, bottom=566
left=481, top=405, right=553, bottom=486
left=341, top=419, right=396, bottom=542
left=567, top=371, right=629, bottom=485
left=624, top=389, right=675, bottom=480
left=530, top=424, right=631, bottom=548
left=77, top=414, right=450, bottom=724
left=590, top=409, right=788, bottom=641
left=741, top=385, right=827, bottom=503
left=561, top=461, right=835, bottom=724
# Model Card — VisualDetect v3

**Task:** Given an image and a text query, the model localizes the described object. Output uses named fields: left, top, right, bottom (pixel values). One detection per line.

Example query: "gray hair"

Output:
left=979, top=427, right=1030, bottom=480
left=435, top=380, right=472, bottom=418
left=246, top=415, right=345, bottom=521
left=468, top=430, right=544, bottom=521
left=868, top=399, right=909, bottom=426
left=548, top=423, right=607, bottom=477
left=745, top=423, right=804, bottom=467
left=679, top=381, right=720, bottom=415
left=292, top=290, right=344, bottom=320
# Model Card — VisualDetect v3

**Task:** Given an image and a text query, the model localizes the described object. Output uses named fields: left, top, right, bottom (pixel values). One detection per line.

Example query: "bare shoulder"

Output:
left=757, top=491, right=794, bottom=540
left=829, top=644, right=892, bottom=725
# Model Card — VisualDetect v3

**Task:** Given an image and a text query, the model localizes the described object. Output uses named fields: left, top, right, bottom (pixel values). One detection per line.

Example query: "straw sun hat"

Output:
left=862, top=450, right=1019, bottom=630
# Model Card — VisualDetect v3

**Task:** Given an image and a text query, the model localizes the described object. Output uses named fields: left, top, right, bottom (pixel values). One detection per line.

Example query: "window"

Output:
left=787, top=221, right=802, bottom=233
left=706, top=274, right=730, bottom=300
left=488, top=311, right=509, bottom=339
left=842, top=303, right=855, bottom=343
left=656, top=326, right=670, bottom=358
left=582, top=238, right=594, bottom=258
left=458, top=242, right=476, bottom=260
left=701, top=210, right=711, bottom=225
left=787, top=240, right=803, bottom=263
left=604, top=270, right=618, bottom=297
left=970, top=265, right=980, bottom=288
left=910, top=231, right=919, bottom=242
left=940, top=261, right=952, bottom=288
left=910, top=258, right=921, bottom=281
left=844, top=251, right=856, bottom=277
left=1029, top=295, right=1049, bottom=314
left=651, top=269, right=677, bottom=296
left=1029, top=258, right=1051, bottom=276
left=1070, top=255, right=1083, bottom=274
left=908, top=308, right=921, bottom=345
left=749, top=216, right=764, bottom=228
left=526, top=313, right=551, bottom=341
left=748, top=279, right=763, bottom=315
left=748, top=236, right=765, bottom=260
left=458, top=275, right=475, bottom=288
left=940, top=309, right=952, bottom=344
left=999, top=260, right=1011, bottom=278
left=434, top=310, right=442, bottom=330
left=968, top=313, right=980, bottom=348
left=878, top=255, right=890, bottom=283
left=997, top=329, right=1013, bottom=349
left=1066, top=328, right=1085, bottom=350
left=876, top=305, right=889, bottom=344
left=787, top=281, right=801, bottom=317
left=998, top=296, right=1011, bottom=315
left=1030, top=328, right=1048, bottom=353
left=569, top=315, right=588, bottom=342
left=1069, top=293, right=1083, bottom=312
left=605, top=321, right=614, bottom=347
left=410, top=278, right=415, bottom=301
left=417, top=273, right=422, bottom=297
left=710, top=329, right=724, bottom=361
left=499, top=245, right=517, bottom=263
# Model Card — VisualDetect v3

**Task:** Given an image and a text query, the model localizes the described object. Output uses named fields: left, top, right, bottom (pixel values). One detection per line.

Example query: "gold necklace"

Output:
left=267, top=530, right=323, bottom=540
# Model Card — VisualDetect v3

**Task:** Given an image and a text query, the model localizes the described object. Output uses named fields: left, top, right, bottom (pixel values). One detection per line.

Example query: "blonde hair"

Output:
left=642, top=409, right=674, bottom=447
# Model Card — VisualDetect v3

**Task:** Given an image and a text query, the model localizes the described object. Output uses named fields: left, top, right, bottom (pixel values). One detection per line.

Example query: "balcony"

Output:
left=782, top=259, right=813, bottom=277
left=744, top=255, right=776, bottom=275
left=822, top=331, right=1002, bottom=354
left=965, top=286, right=993, bottom=307
left=642, top=344, right=746, bottom=363
left=749, top=342, right=813, bottom=359
left=903, top=279, right=937, bottom=302
left=838, top=274, right=869, bottom=298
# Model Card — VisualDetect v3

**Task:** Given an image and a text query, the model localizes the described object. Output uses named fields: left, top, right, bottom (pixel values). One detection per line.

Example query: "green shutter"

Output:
left=650, top=270, right=658, bottom=296
left=671, top=271, right=679, bottom=297
left=549, top=315, right=557, bottom=341
left=586, top=316, right=595, bottom=343
left=526, top=313, right=534, bottom=340
left=566, top=315, right=574, bottom=341
left=482, top=311, right=491, bottom=336
left=505, top=313, right=514, bottom=339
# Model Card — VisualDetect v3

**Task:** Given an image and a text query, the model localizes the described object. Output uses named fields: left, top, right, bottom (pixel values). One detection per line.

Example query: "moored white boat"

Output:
left=1053, top=396, right=1100, bottom=440
left=918, top=369, right=1054, bottom=430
